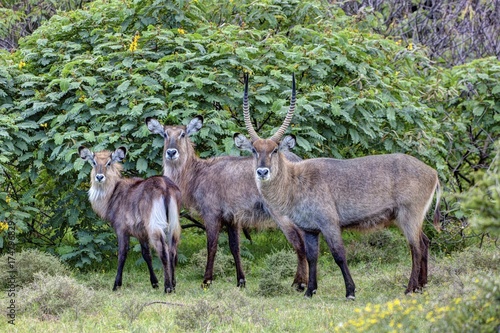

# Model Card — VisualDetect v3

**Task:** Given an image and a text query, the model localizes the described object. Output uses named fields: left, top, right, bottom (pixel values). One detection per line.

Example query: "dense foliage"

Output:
left=0, top=0, right=498, bottom=267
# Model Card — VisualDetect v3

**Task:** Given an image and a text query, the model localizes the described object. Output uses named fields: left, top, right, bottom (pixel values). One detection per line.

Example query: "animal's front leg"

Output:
left=304, top=231, right=319, bottom=298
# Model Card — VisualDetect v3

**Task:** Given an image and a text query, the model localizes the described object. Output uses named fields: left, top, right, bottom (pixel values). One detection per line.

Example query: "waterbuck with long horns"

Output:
left=79, top=146, right=181, bottom=293
left=146, top=116, right=308, bottom=290
left=234, top=73, right=441, bottom=299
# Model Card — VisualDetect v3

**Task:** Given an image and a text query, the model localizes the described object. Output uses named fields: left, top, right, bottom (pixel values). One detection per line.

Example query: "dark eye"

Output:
left=105, top=159, right=111, bottom=167
left=251, top=148, right=257, bottom=155
left=180, top=131, right=186, bottom=138
left=271, top=147, right=278, bottom=155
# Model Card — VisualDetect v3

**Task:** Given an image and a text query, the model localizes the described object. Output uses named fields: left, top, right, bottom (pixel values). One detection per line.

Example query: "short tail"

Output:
left=433, top=180, right=442, bottom=232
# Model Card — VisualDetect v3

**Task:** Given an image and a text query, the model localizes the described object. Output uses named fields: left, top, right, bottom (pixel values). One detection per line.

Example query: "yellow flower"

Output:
left=18, top=60, right=26, bottom=70
left=129, top=33, right=140, bottom=52
left=407, top=43, right=413, bottom=51
left=40, top=123, right=48, bottom=128
left=177, top=28, right=186, bottom=34
left=0, top=221, right=8, bottom=233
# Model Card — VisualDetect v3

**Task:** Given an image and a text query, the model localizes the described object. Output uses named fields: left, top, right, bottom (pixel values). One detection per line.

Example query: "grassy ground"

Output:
left=1, top=228, right=499, bottom=332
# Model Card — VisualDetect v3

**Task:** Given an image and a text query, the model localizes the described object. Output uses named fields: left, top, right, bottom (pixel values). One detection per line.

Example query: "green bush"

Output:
left=334, top=274, right=499, bottom=332
left=175, top=289, right=268, bottom=331
left=0, top=248, right=69, bottom=288
left=430, top=274, right=500, bottom=333
left=190, top=248, right=242, bottom=281
left=257, top=249, right=297, bottom=297
left=346, top=229, right=408, bottom=266
left=460, top=140, right=500, bottom=235
left=431, top=246, right=500, bottom=286
left=17, top=272, right=96, bottom=320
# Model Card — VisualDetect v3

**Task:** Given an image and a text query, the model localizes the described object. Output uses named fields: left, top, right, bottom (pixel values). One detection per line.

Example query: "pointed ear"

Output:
left=79, top=146, right=95, bottom=164
left=233, top=133, right=253, bottom=152
left=186, top=115, right=203, bottom=136
left=279, top=135, right=296, bottom=152
left=145, top=117, right=165, bottom=137
left=111, top=147, right=126, bottom=163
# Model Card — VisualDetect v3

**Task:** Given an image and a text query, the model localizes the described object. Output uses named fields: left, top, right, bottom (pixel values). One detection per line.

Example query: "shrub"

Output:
left=334, top=274, right=499, bottom=332
left=346, top=229, right=408, bottom=266
left=460, top=140, right=500, bottom=235
left=257, top=249, right=297, bottom=297
left=430, top=246, right=500, bottom=286
left=175, top=289, right=268, bottom=331
left=17, top=273, right=96, bottom=320
left=0, top=248, right=69, bottom=288
left=430, top=274, right=500, bottom=333
left=190, top=248, right=243, bottom=280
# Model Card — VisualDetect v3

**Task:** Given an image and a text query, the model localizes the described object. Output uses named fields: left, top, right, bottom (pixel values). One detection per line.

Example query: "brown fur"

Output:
left=236, top=135, right=441, bottom=298
left=235, top=74, right=441, bottom=299
left=146, top=116, right=308, bottom=290
left=79, top=146, right=181, bottom=293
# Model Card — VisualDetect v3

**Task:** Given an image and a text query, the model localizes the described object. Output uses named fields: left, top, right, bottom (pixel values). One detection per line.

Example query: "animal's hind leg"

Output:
left=151, top=232, right=174, bottom=293
left=140, top=240, right=159, bottom=289
left=406, top=242, right=422, bottom=294
left=419, top=232, right=430, bottom=288
left=396, top=210, right=424, bottom=294
left=169, top=238, right=178, bottom=288
left=227, top=223, right=246, bottom=287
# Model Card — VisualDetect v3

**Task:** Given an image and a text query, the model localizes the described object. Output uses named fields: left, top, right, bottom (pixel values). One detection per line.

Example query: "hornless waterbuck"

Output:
left=79, top=146, right=181, bottom=293
left=146, top=116, right=308, bottom=290
left=234, top=73, right=442, bottom=299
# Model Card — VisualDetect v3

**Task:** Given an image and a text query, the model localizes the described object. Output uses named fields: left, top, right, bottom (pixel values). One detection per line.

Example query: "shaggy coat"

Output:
left=146, top=116, right=308, bottom=289
left=79, top=146, right=181, bottom=293
left=235, top=73, right=441, bottom=299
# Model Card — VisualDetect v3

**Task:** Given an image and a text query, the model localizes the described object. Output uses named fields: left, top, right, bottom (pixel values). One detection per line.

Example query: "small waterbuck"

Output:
left=146, top=116, right=308, bottom=290
left=234, top=73, right=442, bottom=299
left=79, top=146, right=181, bottom=293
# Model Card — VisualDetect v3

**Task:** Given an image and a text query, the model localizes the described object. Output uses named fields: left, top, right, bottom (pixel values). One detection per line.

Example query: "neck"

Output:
left=258, top=154, right=296, bottom=213
left=163, top=152, right=202, bottom=207
left=88, top=182, right=116, bottom=220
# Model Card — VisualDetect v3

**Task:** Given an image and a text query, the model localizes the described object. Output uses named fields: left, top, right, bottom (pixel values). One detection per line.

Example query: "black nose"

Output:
left=256, top=168, right=269, bottom=178
left=96, top=174, right=104, bottom=182
left=166, top=149, right=177, bottom=158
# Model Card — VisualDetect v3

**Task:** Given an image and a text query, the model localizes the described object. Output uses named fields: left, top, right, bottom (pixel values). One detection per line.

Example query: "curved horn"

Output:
left=243, top=73, right=260, bottom=142
left=270, top=73, right=296, bottom=142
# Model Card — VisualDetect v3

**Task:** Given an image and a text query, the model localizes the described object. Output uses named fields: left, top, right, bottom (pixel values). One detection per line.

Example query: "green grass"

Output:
left=1, top=229, right=499, bottom=332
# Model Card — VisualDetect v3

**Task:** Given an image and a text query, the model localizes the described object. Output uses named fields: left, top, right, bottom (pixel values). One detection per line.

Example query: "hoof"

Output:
left=294, top=283, right=306, bottom=292
left=304, top=289, right=316, bottom=298
left=405, top=287, right=423, bottom=295
left=237, top=279, right=246, bottom=288
left=152, top=283, right=159, bottom=289
left=165, top=287, right=175, bottom=294
left=346, top=295, right=355, bottom=301
left=201, top=280, right=212, bottom=289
